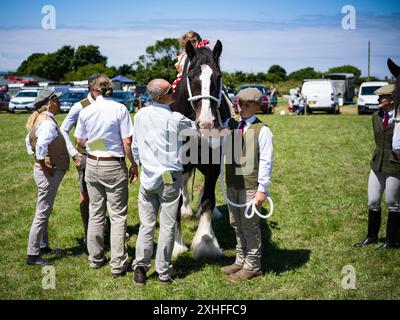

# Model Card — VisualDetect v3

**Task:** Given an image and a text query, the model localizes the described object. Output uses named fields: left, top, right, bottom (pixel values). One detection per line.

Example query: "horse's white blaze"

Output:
left=198, top=64, right=215, bottom=129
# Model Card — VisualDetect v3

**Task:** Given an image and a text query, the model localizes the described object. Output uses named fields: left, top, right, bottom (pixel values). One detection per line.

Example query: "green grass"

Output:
left=1, top=106, right=400, bottom=300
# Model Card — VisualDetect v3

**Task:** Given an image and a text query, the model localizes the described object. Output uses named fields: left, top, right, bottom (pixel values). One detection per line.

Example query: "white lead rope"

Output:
left=219, top=139, right=274, bottom=219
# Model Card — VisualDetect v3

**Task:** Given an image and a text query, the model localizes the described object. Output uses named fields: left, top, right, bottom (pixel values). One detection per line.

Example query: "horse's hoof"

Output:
left=172, top=241, right=188, bottom=260
left=181, top=207, right=194, bottom=220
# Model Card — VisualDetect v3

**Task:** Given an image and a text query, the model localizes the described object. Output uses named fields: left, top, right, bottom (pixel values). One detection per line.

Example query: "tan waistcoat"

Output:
left=29, top=113, right=70, bottom=170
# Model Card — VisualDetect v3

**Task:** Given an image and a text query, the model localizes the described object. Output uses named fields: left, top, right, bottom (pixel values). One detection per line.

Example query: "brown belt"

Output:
left=87, top=154, right=125, bottom=162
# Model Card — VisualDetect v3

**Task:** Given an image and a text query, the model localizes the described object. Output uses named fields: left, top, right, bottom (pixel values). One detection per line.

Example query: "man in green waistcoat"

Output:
left=220, top=88, right=274, bottom=281
left=355, top=84, right=400, bottom=249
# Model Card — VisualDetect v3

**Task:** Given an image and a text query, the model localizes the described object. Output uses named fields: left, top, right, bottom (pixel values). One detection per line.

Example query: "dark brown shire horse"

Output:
left=170, top=40, right=233, bottom=259
left=388, top=58, right=400, bottom=115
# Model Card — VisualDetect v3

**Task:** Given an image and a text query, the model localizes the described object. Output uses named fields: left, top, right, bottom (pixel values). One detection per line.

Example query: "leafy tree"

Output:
left=16, top=46, right=75, bottom=81
left=64, top=64, right=117, bottom=82
left=222, top=71, right=236, bottom=87
left=42, top=46, right=75, bottom=81
left=71, top=45, right=107, bottom=71
left=117, top=64, right=134, bottom=76
left=266, top=64, right=287, bottom=82
left=17, top=53, right=46, bottom=76
left=132, top=38, right=180, bottom=84
left=327, top=65, right=361, bottom=80
left=288, top=67, right=322, bottom=81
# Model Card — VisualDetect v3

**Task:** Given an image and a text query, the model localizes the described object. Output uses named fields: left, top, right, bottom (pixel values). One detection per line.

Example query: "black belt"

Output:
left=87, top=154, right=125, bottom=162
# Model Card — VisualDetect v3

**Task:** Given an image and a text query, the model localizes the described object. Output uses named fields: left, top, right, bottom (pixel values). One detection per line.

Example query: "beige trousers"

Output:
left=227, top=188, right=262, bottom=271
left=27, top=166, right=66, bottom=256
left=85, top=158, right=129, bottom=274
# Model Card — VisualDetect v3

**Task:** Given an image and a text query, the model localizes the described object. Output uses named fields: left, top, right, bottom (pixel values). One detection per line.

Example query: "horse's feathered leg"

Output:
left=180, top=170, right=194, bottom=220
left=172, top=196, right=188, bottom=260
left=191, top=165, right=223, bottom=259
left=191, top=206, right=223, bottom=260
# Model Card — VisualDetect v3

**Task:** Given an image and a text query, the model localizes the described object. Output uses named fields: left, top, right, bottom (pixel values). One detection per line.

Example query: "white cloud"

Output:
left=0, top=21, right=399, bottom=78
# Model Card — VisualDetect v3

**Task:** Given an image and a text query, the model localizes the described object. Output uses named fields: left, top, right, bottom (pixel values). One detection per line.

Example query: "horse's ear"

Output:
left=186, top=41, right=196, bottom=60
left=388, top=58, right=400, bottom=78
left=213, top=40, right=223, bottom=60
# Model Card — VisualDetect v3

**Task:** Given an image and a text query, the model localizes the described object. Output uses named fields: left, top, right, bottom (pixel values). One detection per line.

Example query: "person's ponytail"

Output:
left=25, top=105, right=48, bottom=131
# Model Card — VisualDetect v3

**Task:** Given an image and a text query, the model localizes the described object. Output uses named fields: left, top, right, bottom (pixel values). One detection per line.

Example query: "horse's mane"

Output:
left=186, top=47, right=221, bottom=78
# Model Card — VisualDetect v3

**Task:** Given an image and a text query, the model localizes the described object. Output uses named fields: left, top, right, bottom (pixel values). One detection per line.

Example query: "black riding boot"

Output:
left=378, top=211, right=400, bottom=249
left=354, top=209, right=381, bottom=247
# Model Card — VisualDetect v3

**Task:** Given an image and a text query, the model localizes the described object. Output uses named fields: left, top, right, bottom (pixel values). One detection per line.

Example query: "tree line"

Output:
left=11, top=38, right=379, bottom=87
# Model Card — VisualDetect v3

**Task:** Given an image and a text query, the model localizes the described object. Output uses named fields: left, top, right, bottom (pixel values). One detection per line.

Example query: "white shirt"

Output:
left=60, top=93, right=95, bottom=157
left=25, top=111, right=59, bottom=160
left=223, top=115, right=274, bottom=193
left=74, top=95, right=133, bottom=157
left=132, top=102, right=196, bottom=190
left=385, top=109, right=395, bottom=126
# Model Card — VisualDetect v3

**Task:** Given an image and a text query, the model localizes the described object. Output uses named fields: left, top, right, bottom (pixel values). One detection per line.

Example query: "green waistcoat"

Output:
left=225, top=117, right=266, bottom=190
left=370, top=110, right=400, bottom=176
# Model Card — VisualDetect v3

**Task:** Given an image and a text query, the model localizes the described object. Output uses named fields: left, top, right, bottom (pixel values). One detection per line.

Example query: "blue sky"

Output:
left=0, top=0, right=399, bottom=78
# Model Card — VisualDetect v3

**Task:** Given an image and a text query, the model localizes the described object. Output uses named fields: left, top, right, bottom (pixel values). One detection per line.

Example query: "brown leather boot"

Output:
left=228, top=268, right=262, bottom=282
left=220, top=263, right=242, bottom=275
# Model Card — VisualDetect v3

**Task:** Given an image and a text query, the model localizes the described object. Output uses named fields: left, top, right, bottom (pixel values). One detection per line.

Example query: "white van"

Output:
left=357, top=81, right=389, bottom=114
left=301, top=79, right=340, bottom=114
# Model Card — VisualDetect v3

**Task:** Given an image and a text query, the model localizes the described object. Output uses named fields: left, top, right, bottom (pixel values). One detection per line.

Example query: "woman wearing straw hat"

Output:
left=25, top=89, right=69, bottom=266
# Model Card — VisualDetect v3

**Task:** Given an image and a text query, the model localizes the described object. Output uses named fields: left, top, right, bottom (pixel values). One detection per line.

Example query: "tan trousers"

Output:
left=227, top=188, right=262, bottom=271
left=27, top=166, right=66, bottom=256
left=85, top=158, right=129, bottom=274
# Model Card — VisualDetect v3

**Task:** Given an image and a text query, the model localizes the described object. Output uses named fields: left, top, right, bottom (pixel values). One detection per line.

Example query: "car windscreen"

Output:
left=60, top=92, right=86, bottom=100
left=16, top=91, right=37, bottom=98
left=361, top=86, right=382, bottom=95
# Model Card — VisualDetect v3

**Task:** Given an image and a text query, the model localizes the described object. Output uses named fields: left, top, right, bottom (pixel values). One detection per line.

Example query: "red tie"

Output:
left=238, top=120, right=246, bottom=136
left=383, top=112, right=389, bottom=129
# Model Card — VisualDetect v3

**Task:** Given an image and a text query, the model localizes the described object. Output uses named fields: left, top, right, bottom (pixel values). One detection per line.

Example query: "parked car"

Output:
left=59, top=89, right=88, bottom=112
left=225, top=86, right=237, bottom=101
left=112, top=90, right=135, bottom=111
left=357, top=81, right=389, bottom=115
left=0, top=92, right=10, bottom=111
left=8, top=89, right=40, bottom=113
left=233, top=85, right=272, bottom=114
left=301, top=79, right=340, bottom=114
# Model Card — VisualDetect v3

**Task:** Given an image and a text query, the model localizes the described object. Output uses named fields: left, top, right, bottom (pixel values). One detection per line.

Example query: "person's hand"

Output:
left=73, top=153, right=83, bottom=167
left=129, top=163, right=138, bottom=183
left=42, top=163, right=55, bottom=176
left=254, top=191, right=266, bottom=207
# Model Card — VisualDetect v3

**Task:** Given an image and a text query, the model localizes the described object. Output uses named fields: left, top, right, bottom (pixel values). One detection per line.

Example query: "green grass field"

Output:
left=1, top=105, right=400, bottom=300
